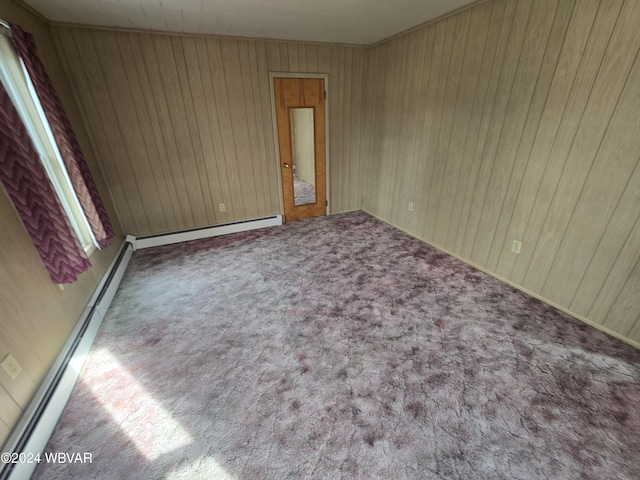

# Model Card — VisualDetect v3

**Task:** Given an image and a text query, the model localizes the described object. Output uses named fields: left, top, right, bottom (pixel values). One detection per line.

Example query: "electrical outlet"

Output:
left=408, top=202, right=414, bottom=212
left=512, top=240, right=522, bottom=254
left=1, top=353, right=22, bottom=380
left=218, top=203, right=226, bottom=212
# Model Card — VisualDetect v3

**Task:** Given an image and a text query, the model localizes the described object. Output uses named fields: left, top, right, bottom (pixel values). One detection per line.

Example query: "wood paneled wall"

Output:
left=362, top=0, right=640, bottom=345
left=53, top=28, right=365, bottom=235
left=0, top=0, right=122, bottom=447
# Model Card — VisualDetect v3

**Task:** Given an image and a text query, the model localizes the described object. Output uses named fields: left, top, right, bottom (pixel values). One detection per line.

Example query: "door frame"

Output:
left=269, top=72, right=330, bottom=218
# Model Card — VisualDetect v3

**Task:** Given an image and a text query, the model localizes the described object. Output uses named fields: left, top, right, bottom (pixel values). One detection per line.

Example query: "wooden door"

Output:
left=274, top=78, right=326, bottom=222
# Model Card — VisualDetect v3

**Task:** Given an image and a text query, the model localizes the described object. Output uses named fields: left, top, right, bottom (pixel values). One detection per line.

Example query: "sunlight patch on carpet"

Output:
left=166, top=455, right=236, bottom=480
left=86, top=348, right=193, bottom=460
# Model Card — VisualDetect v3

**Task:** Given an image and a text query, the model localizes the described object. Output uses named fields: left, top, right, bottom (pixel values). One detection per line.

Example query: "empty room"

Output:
left=1, top=0, right=639, bottom=478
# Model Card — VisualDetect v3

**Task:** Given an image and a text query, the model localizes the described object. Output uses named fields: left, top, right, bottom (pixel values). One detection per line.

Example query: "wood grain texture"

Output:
left=54, top=28, right=365, bottom=233
left=0, top=0, right=123, bottom=447
left=363, top=0, right=640, bottom=345
left=274, top=78, right=326, bottom=222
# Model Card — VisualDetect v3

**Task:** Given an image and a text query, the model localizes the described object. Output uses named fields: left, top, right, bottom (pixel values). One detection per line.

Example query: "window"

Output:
left=0, top=29, right=98, bottom=255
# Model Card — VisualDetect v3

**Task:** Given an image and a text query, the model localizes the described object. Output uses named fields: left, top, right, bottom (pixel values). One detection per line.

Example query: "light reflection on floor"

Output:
left=165, top=455, right=236, bottom=480
left=85, top=348, right=194, bottom=461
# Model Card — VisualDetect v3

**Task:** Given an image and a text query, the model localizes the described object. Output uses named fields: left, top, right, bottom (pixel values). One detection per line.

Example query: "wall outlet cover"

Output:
left=512, top=240, right=522, bottom=254
left=1, top=353, right=22, bottom=380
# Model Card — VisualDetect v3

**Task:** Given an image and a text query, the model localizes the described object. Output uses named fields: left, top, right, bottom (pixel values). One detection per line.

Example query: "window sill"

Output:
left=84, top=244, right=97, bottom=258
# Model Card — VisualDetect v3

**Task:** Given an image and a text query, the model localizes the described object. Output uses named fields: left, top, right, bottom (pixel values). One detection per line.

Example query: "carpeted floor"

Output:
left=33, top=211, right=640, bottom=479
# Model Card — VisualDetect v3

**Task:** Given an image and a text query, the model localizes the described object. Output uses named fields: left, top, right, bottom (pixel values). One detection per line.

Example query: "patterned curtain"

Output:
left=0, top=82, right=92, bottom=283
left=10, top=24, right=115, bottom=248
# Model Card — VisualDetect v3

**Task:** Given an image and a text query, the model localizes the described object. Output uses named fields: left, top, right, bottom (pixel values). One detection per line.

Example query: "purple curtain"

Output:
left=10, top=24, right=115, bottom=248
left=0, top=82, right=91, bottom=283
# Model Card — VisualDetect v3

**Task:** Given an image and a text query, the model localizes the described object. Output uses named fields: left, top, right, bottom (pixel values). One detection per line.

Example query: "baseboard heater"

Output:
left=128, top=215, right=283, bottom=250
left=0, top=215, right=282, bottom=479
left=0, top=240, right=133, bottom=480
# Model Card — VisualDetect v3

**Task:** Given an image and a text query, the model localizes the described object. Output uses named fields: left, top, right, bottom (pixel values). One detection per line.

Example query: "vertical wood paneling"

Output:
left=446, top=0, right=498, bottom=248
left=61, top=29, right=139, bottom=231
left=604, top=257, right=640, bottom=336
left=485, top=0, right=576, bottom=271
left=403, top=28, right=430, bottom=233
left=510, top=1, right=626, bottom=287
left=359, top=44, right=378, bottom=212
left=349, top=48, right=364, bottom=208
left=104, top=32, right=169, bottom=231
left=541, top=56, right=640, bottom=306
left=0, top=421, right=9, bottom=445
left=586, top=180, right=640, bottom=322
left=180, top=37, right=224, bottom=225
left=408, top=24, right=437, bottom=236
left=48, top=1, right=640, bottom=350
left=192, top=38, right=233, bottom=224
left=206, top=39, right=248, bottom=220
left=279, top=43, right=289, bottom=71
left=248, top=42, right=275, bottom=215
left=462, top=0, right=533, bottom=259
left=342, top=47, right=352, bottom=211
left=140, top=33, right=198, bottom=228
left=523, top=0, right=640, bottom=295
left=127, top=33, right=186, bottom=229
left=0, top=385, right=21, bottom=438
left=392, top=32, right=416, bottom=231
left=331, top=46, right=343, bottom=212
left=456, top=0, right=516, bottom=255
left=384, top=31, right=405, bottom=231
left=307, top=44, right=318, bottom=72
left=431, top=10, right=472, bottom=246
left=55, top=29, right=364, bottom=233
left=118, top=33, right=178, bottom=231
left=421, top=18, right=454, bottom=241
left=363, top=0, right=640, bottom=346
left=470, top=0, right=554, bottom=266
left=171, top=37, right=217, bottom=225
left=493, top=0, right=595, bottom=278
left=266, top=43, right=281, bottom=71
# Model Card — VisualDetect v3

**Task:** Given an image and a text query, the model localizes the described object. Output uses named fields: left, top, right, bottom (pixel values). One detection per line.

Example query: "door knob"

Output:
left=282, top=163, right=290, bottom=168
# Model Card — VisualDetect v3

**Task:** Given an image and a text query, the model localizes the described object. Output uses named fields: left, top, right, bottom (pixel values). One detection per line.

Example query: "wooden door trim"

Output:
left=269, top=72, right=330, bottom=218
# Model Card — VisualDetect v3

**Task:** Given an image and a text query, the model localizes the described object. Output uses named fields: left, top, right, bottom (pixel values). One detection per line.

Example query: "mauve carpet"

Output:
left=33, top=211, right=640, bottom=479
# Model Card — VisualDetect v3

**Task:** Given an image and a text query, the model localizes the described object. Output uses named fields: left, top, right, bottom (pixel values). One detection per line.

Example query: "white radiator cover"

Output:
left=130, top=215, right=283, bottom=250
left=1, top=215, right=282, bottom=480
left=2, top=241, right=132, bottom=480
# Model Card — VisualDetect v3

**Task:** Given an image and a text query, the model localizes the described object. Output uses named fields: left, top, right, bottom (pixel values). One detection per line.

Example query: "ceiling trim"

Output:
left=369, top=0, right=489, bottom=47
left=15, top=0, right=489, bottom=49
left=13, top=0, right=48, bottom=24
left=48, top=21, right=365, bottom=48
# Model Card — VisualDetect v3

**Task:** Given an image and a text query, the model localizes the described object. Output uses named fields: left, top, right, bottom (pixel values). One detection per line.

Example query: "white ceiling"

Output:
left=22, top=0, right=479, bottom=45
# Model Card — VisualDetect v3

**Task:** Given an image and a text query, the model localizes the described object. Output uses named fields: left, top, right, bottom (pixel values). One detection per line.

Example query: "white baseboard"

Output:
left=130, top=215, right=283, bottom=250
left=2, top=216, right=282, bottom=479
left=1, top=241, right=133, bottom=480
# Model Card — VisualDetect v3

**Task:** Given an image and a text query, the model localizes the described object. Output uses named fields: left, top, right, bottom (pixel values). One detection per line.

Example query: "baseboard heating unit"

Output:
left=0, top=215, right=282, bottom=480
left=128, top=215, right=283, bottom=250
left=0, top=240, right=133, bottom=480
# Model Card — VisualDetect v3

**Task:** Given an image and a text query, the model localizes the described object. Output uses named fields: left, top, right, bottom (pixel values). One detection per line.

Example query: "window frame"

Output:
left=0, top=31, right=98, bottom=256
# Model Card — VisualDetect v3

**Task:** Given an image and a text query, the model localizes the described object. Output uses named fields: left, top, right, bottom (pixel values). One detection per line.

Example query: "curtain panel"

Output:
left=0, top=82, right=92, bottom=283
left=10, top=24, right=115, bottom=248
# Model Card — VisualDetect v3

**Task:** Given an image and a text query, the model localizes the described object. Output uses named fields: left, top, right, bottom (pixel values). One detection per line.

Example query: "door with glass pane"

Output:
left=274, top=77, right=326, bottom=222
